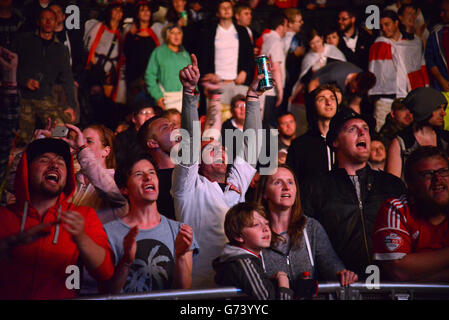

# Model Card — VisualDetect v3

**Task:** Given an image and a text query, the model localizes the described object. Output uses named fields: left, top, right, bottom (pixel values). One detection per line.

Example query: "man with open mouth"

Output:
left=300, top=108, right=406, bottom=278
left=0, top=138, right=114, bottom=299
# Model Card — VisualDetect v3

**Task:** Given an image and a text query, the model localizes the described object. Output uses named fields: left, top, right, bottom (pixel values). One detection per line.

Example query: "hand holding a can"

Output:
left=247, top=73, right=266, bottom=98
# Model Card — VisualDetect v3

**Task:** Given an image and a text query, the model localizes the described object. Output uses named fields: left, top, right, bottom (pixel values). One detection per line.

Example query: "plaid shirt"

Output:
left=0, top=89, right=20, bottom=191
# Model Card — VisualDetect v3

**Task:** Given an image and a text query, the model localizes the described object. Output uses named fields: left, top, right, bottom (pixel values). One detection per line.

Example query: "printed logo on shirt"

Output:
left=384, top=233, right=402, bottom=252
left=124, top=239, right=174, bottom=292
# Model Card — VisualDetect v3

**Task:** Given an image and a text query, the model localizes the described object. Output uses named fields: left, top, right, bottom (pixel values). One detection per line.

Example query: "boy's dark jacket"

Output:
left=212, top=244, right=293, bottom=300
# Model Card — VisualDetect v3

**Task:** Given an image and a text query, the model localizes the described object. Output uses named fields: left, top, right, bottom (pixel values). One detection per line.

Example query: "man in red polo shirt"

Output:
left=373, top=146, right=449, bottom=281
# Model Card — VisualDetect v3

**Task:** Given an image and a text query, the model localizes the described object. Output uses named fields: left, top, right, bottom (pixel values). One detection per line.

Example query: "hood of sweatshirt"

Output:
left=10, top=140, right=77, bottom=225
left=212, top=244, right=261, bottom=268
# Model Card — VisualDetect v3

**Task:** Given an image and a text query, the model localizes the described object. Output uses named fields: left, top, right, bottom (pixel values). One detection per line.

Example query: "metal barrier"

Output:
left=79, top=282, right=449, bottom=300
left=79, top=287, right=246, bottom=300
left=317, top=282, right=449, bottom=300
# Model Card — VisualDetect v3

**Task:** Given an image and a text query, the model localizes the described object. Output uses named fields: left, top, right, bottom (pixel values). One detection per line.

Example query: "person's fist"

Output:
left=26, top=79, right=40, bottom=91
left=179, top=54, right=200, bottom=91
left=174, top=224, right=193, bottom=258
left=123, top=226, right=139, bottom=265
left=61, top=211, right=86, bottom=243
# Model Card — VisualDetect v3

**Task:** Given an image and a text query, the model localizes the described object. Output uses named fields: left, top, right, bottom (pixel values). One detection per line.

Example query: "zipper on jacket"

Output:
left=286, top=255, right=294, bottom=280
left=358, top=199, right=371, bottom=266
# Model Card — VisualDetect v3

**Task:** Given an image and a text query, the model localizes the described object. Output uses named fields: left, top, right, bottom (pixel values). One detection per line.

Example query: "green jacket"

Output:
left=144, top=44, right=191, bottom=101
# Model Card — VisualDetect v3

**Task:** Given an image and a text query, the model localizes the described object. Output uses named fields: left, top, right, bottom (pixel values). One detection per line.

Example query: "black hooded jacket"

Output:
left=301, top=165, right=406, bottom=277
left=212, top=244, right=293, bottom=300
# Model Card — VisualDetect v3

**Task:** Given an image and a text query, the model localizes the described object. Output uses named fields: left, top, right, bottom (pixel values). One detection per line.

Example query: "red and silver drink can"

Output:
left=255, top=55, right=273, bottom=91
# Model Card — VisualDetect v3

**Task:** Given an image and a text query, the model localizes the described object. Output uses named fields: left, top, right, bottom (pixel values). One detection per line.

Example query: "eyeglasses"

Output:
left=417, top=168, right=449, bottom=180
left=138, top=110, right=154, bottom=116
left=234, top=103, right=246, bottom=109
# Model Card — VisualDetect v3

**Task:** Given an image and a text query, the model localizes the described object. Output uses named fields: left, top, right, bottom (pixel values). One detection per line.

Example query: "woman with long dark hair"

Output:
left=124, top=1, right=160, bottom=100
left=254, top=164, right=358, bottom=287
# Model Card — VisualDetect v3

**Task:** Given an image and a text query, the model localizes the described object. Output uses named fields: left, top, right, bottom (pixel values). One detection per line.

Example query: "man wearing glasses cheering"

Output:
left=373, top=146, right=449, bottom=282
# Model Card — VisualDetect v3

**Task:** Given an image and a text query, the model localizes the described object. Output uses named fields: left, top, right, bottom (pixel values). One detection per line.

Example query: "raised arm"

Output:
left=173, top=224, right=194, bottom=289
left=242, top=74, right=264, bottom=168
left=63, top=124, right=127, bottom=207
left=385, top=138, right=403, bottom=178
left=179, top=54, right=201, bottom=165
left=201, top=73, right=223, bottom=140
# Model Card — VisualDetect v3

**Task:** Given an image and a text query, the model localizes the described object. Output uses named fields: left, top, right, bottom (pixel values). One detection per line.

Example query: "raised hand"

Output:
left=247, top=73, right=266, bottom=97
left=174, top=224, right=193, bottom=258
left=33, top=117, right=55, bottom=140
left=62, top=123, right=85, bottom=150
left=122, top=226, right=138, bottom=265
left=179, top=54, right=200, bottom=92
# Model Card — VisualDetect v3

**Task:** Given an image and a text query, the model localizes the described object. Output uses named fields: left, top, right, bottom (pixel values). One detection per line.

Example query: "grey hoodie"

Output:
left=262, top=217, right=346, bottom=282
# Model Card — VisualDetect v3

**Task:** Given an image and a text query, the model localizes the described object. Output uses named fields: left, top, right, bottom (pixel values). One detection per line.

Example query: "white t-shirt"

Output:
left=261, top=30, right=286, bottom=96
left=343, top=31, right=358, bottom=53
left=214, top=24, right=239, bottom=80
left=171, top=157, right=256, bottom=288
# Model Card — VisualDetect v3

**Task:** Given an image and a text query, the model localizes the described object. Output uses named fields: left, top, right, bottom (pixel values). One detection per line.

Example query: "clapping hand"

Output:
left=122, top=226, right=138, bottom=265
left=174, top=224, right=193, bottom=258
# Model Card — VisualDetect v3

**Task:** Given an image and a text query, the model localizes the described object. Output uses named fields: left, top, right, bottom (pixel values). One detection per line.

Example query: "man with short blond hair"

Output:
left=235, top=4, right=254, bottom=43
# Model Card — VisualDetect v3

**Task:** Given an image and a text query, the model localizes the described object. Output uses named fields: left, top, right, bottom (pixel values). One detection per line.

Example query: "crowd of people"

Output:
left=0, top=0, right=449, bottom=300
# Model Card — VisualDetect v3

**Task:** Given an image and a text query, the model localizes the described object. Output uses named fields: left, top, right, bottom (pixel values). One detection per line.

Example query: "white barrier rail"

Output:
left=78, top=282, right=449, bottom=300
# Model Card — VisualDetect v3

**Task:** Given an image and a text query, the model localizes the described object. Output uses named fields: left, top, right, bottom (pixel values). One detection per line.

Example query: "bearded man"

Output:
left=373, top=146, right=449, bottom=281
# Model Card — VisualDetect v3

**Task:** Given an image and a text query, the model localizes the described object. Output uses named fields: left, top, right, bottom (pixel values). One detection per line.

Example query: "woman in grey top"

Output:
left=254, top=164, right=358, bottom=286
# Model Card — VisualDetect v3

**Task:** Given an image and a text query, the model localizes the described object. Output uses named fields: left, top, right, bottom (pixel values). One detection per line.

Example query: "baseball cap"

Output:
left=391, top=98, right=407, bottom=111
left=326, top=108, right=376, bottom=148
left=26, top=138, right=72, bottom=169
left=402, top=87, right=447, bottom=122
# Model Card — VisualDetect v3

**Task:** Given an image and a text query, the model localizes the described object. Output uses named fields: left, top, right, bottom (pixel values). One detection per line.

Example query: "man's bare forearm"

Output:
left=173, top=251, right=193, bottom=289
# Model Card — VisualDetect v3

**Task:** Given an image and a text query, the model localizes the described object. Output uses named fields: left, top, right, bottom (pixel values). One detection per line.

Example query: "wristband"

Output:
left=77, top=144, right=87, bottom=155
left=184, top=88, right=198, bottom=95
left=210, top=94, right=221, bottom=101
